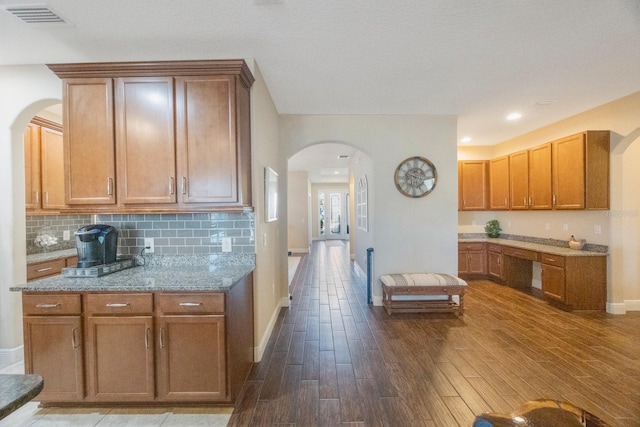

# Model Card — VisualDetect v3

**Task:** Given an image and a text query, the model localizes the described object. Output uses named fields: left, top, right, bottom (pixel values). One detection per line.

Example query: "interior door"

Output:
left=318, top=189, right=347, bottom=240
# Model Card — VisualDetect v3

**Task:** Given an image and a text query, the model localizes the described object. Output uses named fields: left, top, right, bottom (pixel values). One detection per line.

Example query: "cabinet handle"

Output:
left=504, top=197, right=508, bottom=206
left=529, top=196, right=532, bottom=206
left=36, top=303, right=60, bottom=308
left=105, top=303, right=130, bottom=308
left=35, top=267, right=53, bottom=273
left=159, top=327, right=165, bottom=349
left=107, top=177, right=113, bottom=195
left=544, top=258, right=555, bottom=263
left=169, top=177, right=175, bottom=195
left=72, top=327, right=79, bottom=349
left=44, top=192, right=49, bottom=205
left=497, top=257, right=501, bottom=266
left=179, top=302, right=203, bottom=307
left=552, top=194, right=556, bottom=206
left=34, top=191, right=39, bottom=204
left=181, top=177, right=187, bottom=195
left=145, top=327, right=150, bottom=349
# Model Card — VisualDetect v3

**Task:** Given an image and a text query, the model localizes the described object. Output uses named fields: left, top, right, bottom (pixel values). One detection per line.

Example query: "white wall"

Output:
left=249, top=63, right=289, bottom=360
left=0, top=65, right=62, bottom=356
left=280, top=115, right=458, bottom=303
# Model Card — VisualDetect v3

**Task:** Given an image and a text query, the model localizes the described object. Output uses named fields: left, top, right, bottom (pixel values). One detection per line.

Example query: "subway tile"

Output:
left=153, top=221, right=169, bottom=229
left=161, top=230, right=177, bottom=238
left=169, top=238, right=185, bottom=246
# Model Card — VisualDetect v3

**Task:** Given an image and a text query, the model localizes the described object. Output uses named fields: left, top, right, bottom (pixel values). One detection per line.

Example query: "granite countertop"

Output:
left=459, top=237, right=607, bottom=257
left=26, top=248, right=77, bottom=264
left=0, top=374, right=43, bottom=420
left=12, top=254, right=256, bottom=293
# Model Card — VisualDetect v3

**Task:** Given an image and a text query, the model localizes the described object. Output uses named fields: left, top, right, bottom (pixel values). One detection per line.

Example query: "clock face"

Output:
left=394, top=156, right=437, bottom=198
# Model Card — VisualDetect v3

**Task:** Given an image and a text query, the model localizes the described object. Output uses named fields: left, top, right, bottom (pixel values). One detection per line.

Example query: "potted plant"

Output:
left=485, top=219, right=502, bottom=238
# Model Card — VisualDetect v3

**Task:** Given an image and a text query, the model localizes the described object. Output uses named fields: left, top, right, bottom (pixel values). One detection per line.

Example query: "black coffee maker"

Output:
left=75, top=224, right=118, bottom=268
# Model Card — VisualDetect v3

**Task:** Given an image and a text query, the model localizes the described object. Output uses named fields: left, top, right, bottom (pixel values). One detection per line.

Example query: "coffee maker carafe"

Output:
left=75, top=225, right=118, bottom=268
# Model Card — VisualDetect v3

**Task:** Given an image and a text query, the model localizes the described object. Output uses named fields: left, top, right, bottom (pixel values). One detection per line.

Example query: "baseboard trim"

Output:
left=624, top=299, right=640, bottom=312
left=289, top=248, right=309, bottom=254
left=607, top=302, right=627, bottom=315
left=0, top=345, right=23, bottom=370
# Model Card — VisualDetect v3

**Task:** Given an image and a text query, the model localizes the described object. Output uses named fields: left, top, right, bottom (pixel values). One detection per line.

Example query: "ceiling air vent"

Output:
left=4, top=4, right=69, bottom=24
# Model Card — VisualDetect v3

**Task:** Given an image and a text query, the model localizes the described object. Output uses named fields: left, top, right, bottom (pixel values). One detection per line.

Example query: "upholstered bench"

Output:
left=380, top=273, right=467, bottom=315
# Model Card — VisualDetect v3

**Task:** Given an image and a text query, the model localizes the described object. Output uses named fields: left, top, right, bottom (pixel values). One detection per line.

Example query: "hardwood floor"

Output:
left=229, top=241, right=640, bottom=426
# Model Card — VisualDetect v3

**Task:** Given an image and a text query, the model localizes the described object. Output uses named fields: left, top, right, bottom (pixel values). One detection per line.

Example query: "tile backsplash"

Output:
left=95, top=213, right=255, bottom=255
left=26, top=214, right=92, bottom=254
left=27, top=212, right=256, bottom=256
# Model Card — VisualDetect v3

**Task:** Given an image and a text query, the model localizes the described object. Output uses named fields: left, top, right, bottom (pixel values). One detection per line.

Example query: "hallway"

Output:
left=229, top=241, right=640, bottom=426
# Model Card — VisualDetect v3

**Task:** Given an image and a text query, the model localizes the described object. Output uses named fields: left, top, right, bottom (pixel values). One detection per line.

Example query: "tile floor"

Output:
left=0, top=357, right=233, bottom=427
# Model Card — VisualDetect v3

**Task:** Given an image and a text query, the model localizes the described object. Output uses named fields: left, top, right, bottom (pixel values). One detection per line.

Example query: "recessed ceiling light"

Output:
left=507, top=112, right=522, bottom=121
left=460, top=136, right=471, bottom=143
left=337, top=154, right=350, bottom=159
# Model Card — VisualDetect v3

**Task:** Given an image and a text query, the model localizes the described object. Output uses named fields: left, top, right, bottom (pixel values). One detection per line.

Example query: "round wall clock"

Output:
left=394, top=156, right=437, bottom=198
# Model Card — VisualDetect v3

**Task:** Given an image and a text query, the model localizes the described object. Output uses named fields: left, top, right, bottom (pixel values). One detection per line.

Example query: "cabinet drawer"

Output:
left=458, top=242, right=484, bottom=251
left=27, top=258, right=66, bottom=281
left=23, top=293, right=82, bottom=315
left=66, top=256, right=79, bottom=268
left=540, top=253, right=565, bottom=267
left=502, top=246, right=538, bottom=261
left=156, top=293, right=225, bottom=315
left=86, top=293, right=153, bottom=315
left=486, top=243, right=502, bottom=253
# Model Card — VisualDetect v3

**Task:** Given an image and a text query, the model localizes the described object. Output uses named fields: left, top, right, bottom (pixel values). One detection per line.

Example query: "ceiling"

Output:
left=2, top=0, right=639, bottom=183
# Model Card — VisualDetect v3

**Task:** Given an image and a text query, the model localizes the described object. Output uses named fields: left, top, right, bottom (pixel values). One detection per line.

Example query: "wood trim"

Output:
left=47, top=60, right=255, bottom=88
left=30, top=116, right=62, bottom=132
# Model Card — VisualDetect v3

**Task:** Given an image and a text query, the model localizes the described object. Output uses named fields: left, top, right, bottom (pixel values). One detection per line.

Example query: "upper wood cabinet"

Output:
left=508, top=150, right=529, bottom=210
left=489, top=156, right=509, bottom=210
left=49, top=60, right=255, bottom=213
left=24, top=117, right=67, bottom=212
left=528, top=143, right=553, bottom=210
left=116, top=77, right=176, bottom=205
left=458, top=160, right=489, bottom=210
left=175, top=75, right=250, bottom=205
left=63, top=78, right=116, bottom=205
left=552, top=131, right=610, bottom=210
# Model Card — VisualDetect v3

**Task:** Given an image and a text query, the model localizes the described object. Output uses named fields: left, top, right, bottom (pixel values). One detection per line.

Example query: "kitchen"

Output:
left=2, top=2, right=640, bottom=424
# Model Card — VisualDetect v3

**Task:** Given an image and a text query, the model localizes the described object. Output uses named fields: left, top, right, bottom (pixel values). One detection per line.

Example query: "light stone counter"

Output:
left=459, top=237, right=607, bottom=257
left=26, top=248, right=77, bottom=264
left=12, top=254, right=255, bottom=292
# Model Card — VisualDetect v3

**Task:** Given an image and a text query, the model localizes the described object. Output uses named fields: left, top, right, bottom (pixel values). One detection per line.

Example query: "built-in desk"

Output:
left=459, top=238, right=607, bottom=311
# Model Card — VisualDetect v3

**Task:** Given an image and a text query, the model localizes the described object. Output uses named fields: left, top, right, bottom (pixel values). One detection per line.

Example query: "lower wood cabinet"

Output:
left=22, top=294, right=84, bottom=402
left=157, top=315, right=226, bottom=401
left=85, top=293, right=155, bottom=402
left=21, top=273, right=254, bottom=406
left=486, top=244, right=503, bottom=281
left=458, top=243, right=486, bottom=276
left=156, top=292, right=227, bottom=401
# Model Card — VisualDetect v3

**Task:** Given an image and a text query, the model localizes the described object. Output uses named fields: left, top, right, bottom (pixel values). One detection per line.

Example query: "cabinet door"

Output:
left=85, top=316, right=155, bottom=401
left=528, top=143, right=553, bottom=209
left=24, top=124, right=41, bottom=210
left=40, top=127, right=67, bottom=209
left=116, top=77, right=176, bottom=204
left=509, top=150, right=529, bottom=210
left=489, top=156, right=510, bottom=209
left=157, top=315, right=227, bottom=401
left=553, top=133, right=585, bottom=209
left=23, top=316, right=84, bottom=402
left=459, top=161, right=489, bottom=210
left=487, top=251, right=502, bottom=279
left=176, top=76, right=239, bottom=205
left=467, top=251, right=486, bottom=274
left=542, top=264, right=566, bottom=302
left=64, top=78, right=116, bottom=205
